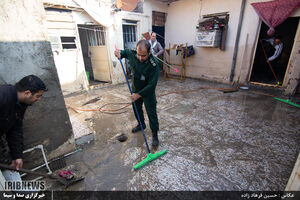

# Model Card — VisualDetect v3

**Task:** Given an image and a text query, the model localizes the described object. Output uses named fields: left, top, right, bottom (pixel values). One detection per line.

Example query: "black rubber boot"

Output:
left=152, top=131, right=159, bottom=147
left=131, top=123, right=146, bottom=133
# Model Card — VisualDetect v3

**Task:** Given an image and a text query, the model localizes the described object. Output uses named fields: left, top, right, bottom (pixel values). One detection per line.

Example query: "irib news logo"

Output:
left=4, top=181, right=45, bottom=191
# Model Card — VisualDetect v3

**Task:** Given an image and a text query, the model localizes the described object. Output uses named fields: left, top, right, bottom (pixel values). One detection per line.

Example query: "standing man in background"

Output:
left=114, top=40, right=160, bottom=147
left=149, top=32, right=164, bottom=58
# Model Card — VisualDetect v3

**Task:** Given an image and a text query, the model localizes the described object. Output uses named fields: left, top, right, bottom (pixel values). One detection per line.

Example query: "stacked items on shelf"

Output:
left=196, top=16, right=226, bottom=31
left=196, top=17, right=226, bottom=48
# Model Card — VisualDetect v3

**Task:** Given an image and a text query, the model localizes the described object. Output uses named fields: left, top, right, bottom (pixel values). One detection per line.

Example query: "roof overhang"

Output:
left=153, top=0, right=179, bottom=5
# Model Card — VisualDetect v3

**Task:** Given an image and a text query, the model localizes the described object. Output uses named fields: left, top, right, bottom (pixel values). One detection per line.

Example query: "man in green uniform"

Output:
left=114, top=40, right=160, bottom=146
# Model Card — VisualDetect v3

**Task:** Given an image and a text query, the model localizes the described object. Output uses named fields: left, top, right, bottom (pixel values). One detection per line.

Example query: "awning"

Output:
left=72, top=0, right=113, bottom=27
left=251, top=0, right=300, bottom=36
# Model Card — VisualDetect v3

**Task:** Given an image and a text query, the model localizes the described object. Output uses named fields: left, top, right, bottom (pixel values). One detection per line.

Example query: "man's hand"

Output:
left=10, top=159, right=23, bottom=170
left=114, top=50, right=121, bottom=59
left=130, top=93, right=141, bottom=102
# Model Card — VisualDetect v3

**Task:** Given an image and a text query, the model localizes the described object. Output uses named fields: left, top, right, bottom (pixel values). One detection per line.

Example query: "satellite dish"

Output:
left=116, top=0, right=138, bottom=12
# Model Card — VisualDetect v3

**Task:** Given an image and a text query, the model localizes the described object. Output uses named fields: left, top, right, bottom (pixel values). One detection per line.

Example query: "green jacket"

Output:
left=121, top=49, right=159, bottom=98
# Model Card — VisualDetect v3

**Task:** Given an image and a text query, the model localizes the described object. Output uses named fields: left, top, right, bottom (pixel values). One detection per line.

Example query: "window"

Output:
left=152, top=11, right=166, bottom=26
left=123, top=25, right=137, bottom=43
left=122, top=20, right=137, bottom=44
left=60, top=37, right=76, bottom=49
left=86, top=27, right=105, bottom=46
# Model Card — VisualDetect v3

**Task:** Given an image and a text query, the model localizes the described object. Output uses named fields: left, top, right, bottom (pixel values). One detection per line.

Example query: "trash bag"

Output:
left=183, top=45, right=195, bottom=58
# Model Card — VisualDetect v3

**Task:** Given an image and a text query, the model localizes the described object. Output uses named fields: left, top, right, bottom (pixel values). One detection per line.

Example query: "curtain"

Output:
left=251, top=0, right=300, bottom=36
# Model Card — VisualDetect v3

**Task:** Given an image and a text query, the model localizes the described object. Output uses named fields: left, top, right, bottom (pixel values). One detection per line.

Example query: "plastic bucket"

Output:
left=86, top=71, right=90, bottom=82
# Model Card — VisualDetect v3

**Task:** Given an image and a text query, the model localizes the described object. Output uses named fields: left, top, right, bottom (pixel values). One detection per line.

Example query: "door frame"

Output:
left=248, top=19, right=300, bottom=88
left=283, top=19, right=300, bottom=86
left=78, top=25, right=112, bottom=83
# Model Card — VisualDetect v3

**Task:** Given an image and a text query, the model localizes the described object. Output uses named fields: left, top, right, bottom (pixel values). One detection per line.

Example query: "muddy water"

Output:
left=64, top=77, right=300, bottom=191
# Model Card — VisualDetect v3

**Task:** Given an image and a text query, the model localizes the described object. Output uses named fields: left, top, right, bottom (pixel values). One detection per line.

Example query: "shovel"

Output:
left=0, top=163, right=84, bottom=189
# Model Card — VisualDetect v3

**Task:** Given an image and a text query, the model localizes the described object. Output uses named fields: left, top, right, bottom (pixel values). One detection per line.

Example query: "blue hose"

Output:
left=118, top=59, right=151, bottom=153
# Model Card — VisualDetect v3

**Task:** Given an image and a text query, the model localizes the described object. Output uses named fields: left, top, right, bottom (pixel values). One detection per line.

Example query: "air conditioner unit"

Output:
left=196, top=30, right=222, bottom=47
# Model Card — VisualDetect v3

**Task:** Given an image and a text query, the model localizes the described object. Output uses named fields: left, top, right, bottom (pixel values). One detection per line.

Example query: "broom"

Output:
left=115, top=46, right=167, bottom=170
left=260, top=40, right=281, bottom=85
left=274, top=80, right=300, bottom=108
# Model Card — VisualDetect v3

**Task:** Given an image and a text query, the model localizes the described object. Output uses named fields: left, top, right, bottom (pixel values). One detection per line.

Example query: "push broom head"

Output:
left=134, top=150, right=167, bottom=170
left=274, top=97, right=300, bottom=108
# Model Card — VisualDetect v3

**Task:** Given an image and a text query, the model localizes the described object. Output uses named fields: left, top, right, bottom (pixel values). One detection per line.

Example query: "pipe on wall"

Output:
left=229, top=0, right=246, bottom=82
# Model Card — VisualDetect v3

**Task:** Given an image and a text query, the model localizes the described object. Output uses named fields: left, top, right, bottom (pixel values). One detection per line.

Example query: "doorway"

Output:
left=152, top=26, right=165, bottom=48
left=152, top=11, right=166, bottom=48
left=152, top=11, right=166, bottom=70
left=78, top=25, right=111, bottom=85
left=250, top=17, right=299, bottom=86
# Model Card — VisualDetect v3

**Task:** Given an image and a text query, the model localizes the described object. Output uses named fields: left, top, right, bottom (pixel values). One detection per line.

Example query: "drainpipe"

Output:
left=229, top=0, right=246, bottom=82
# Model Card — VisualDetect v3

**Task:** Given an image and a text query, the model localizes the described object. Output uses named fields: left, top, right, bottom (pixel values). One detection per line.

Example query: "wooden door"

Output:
left=90, top=46, right=110, bottom=82
left=87, top=26, right=111, bottom=82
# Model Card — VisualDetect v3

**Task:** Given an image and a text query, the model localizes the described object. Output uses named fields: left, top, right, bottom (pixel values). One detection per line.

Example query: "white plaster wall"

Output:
left=108, top=11, right=151, bottom=84
left=165, top=0, right=243, bottom=83
left=0, top=0, right=49, bottom=83
left=44, top=9, right=88, bottom=94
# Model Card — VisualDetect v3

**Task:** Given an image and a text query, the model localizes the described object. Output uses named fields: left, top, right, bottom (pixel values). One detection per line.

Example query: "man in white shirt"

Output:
left=263, top=35, right=284, bottom=82
left=264, top=35, right=283, bottom=64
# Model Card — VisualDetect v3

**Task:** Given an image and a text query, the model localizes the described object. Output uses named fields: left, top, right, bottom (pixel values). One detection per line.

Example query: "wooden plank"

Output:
left=285, top=153, right=300, bottom=191
left=43, top=1, right=81, bottom=9
left=46, top=21, right=75, bottom=29
left=45, top=10, right=73, bottom=16
left=152, top=11, right=166, bottom=26
left=90, top=46, right=111, bottom=82
left=46, top=14, right=73, bottom=22
left=250, top=81, right=281, bottom=88
left=156, top=16, right=165, bottom=21
left=47, top=29, right=76, bottom=36
left=154, top=20, right=165, bottom=27
left=153, top=11, right=165, bottom=17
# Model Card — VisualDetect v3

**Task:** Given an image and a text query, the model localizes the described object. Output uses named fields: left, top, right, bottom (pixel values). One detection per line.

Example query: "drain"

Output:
left=116, top=133, right=127, bottom=142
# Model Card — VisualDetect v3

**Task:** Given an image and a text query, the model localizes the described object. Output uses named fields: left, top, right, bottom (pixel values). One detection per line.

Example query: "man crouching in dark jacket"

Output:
left=0, top=75, right=47, bottom=170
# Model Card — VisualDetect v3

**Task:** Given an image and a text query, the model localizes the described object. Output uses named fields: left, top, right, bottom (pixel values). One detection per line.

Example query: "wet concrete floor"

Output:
left=61, top=76, right=299, bottom=191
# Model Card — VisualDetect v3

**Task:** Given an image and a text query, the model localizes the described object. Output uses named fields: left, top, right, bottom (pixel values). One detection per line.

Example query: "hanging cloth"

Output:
left=251, top=0, right=300, bottom=36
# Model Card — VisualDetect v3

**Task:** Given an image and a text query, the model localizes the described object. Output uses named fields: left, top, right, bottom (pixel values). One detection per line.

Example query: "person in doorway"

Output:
left=262, top=35, right=284, bottom=82
left=0, top=75, right=47, bottom=170
left=149, top=32, right=164, bottom=57
left=114, top=40, right=160, bottom=146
